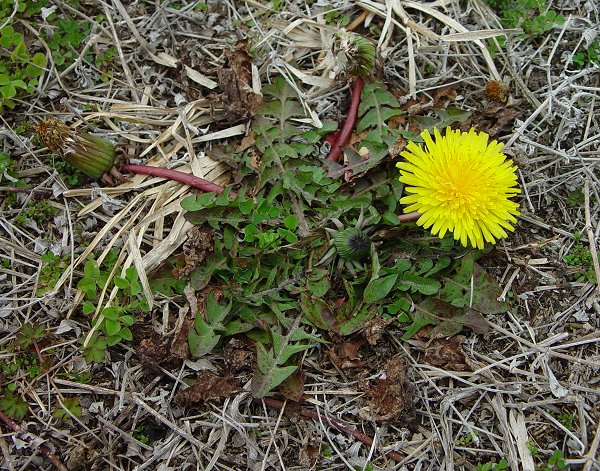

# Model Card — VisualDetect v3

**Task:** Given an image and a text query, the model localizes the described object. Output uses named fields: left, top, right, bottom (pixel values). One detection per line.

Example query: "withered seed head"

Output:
left=485, top=80, right=509, bottom=102
left=35, top=118, right=73, bottom=156
left=36, top=118, right=117, bottom=180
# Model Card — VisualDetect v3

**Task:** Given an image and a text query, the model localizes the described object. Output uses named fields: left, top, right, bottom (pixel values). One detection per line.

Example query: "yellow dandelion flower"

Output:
left=397, top=127, right=520, bottom=249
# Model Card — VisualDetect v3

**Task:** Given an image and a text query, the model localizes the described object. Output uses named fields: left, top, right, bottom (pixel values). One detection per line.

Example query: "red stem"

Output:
left=0, top=408, right=68, bottom=471
left=326, top=78, right=365, bottom=162
left=121, top=164, right=235, bottom=196
left=261, top=397, right=404, bottom=463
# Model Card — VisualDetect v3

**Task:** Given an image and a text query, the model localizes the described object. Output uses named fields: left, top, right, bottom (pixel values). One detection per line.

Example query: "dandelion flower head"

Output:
left=397, top=127, right=520, bottom=249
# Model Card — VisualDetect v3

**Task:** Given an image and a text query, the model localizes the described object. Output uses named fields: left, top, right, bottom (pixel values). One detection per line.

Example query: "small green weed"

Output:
left=0, top=392, right=28, bottom=419
left=14, top=200, right=57, bottom=227
left=475, top=459, right=508, bottom=471
left=539, top=449, right=567, bottom=470
left=37, top=251, right=69, bottom=295
left=77, top=256, right=149, bottom=361
left=52, top=397, right=82, bottom=422
left=455, top=429, right=479, bottom=446
left=43, top=19, right=91, bottom=68
left=0, top=24, right=46, bottom=110
left=133, top=426, right=150, bottom=444
left=486, top=0, right=564, bottom=38
left=572, top=38, right=600, bottom=68
left=15, top=322, right=46, bottom=349
left=563, top=243, right=595, bottom=282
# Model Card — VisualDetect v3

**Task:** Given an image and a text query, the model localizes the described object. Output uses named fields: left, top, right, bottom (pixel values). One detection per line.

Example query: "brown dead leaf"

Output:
left=280, top=369, right=306, bottom=402
left=462, top=104, right=521, bottom=138
left=217, top=39, right=263, bottom=123
left=173, top=226, right=214, bottom=279
left=170, top=317, right=194, bottom=360
left=235, top=131, right=256, bottom=153
left=134, top=326, right=180, bottom=369
left=360, top=355, right=415, bottom=422
left=424, top=335, right=468, bottom=371
left=328, top=338, right=367, bottom=369
left=223, top=337, right=255, bottom=373
left=175, top=371, right=242, bottom=406
left=431, top=80, right=459, bottom=107
left=363, top=315, right=392, bottom=346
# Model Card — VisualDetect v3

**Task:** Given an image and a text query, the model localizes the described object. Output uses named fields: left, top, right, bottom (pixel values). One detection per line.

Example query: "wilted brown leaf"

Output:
left=170, top=317, right=194, bottom=360
left=363, top=315, right=392, bottom=346
left=175, top=371, right=242, bottom=406
left=328, top=338, right=367, bottom=369
left=280, top=369, right=306, bottom=402
left=360, top=355, right=415, bottom=422
left=424, top=335, right=468, bottom=371
left=135, top=326, right=180, bottom=369
left=217, top=39, right=263, bottom=122
left=223, top=337, right=255, bottom=373
left=173, top=226, right=214, bottom=279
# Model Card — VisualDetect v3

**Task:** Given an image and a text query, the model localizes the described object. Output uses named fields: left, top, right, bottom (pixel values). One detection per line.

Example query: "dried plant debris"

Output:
left=424, top=334, right=469, bottom=371
left=217, top=39, right=263, bottom=122
left=360, top=355, right=416, bottom=423
left=175, top=371, right=242, bottom=406
left=3, top=0, right=600, bottom=470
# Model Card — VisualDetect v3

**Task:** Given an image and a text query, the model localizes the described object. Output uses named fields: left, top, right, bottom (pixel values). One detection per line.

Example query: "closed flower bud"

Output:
left=334, top=227, right=371, bottom=261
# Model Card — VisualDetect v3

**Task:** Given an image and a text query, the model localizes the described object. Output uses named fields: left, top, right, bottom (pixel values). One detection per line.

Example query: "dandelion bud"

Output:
left=334, top=227, right=371, bottom=261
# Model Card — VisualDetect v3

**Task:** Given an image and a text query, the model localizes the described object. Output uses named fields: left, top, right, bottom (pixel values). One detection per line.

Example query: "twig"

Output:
left=326, top=78, right=365, bottom=162
left=399, top=211, right=420, bottom=222
left=260, top=398, right=404, bottom=463
left=121, top=164, right=235, bottom=196
left=0, top=409, right=68, bottom=471
left=583, top=177, right=600, bottom=294
left=0, top=186, right=52, bottom=195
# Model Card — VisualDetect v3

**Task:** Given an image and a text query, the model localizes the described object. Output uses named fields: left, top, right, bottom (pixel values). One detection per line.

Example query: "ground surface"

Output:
left=0, top=0, right=599, bottom=470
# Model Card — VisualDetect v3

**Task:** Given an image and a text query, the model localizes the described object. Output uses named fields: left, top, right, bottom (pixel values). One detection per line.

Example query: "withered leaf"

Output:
left=175, top=371, right=242, bottom=406
left=361, top=355, right=415, bottom=422
left=170, top=317, right=194, bottom=360
left=173, top=226, right=214, bottom=279
left=279, top=369, right=306, bottom=402
left=363, top=315, right=392, bottom=346
left=328, top=338, right=367, bottom=369
left=424, top=335, right=468, bottom=371
left=217, top=39, right=263, bottom=122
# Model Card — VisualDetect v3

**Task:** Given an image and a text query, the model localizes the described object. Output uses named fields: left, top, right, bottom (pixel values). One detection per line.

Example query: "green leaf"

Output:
left=105, top=319, right=121, bottom=336
left=180, top=192, right=216, bottom=211
left=206, top=292, right=231, bottom=325
left=283, top=214, right=298, bottom=230
left=119, top=327, right=133, bottom=341
left=396, top=272, right=441, bottom=295
left=83, top=334, right=107, bottom=363
left=0, top=393, right=28, bottom=419
left=356, top=107, right=404, bottom=133
left=337, top=305, right=377, bottom=336
left=102, top=307, right=117, bottom=320
left=439, top=254, right=508, bottom=314
left=299, top=292, right=338, bottom=331
left=0, top=83, right=16, bottom=99
left=402, top=307, right=437, bottom=340
left=113, top=276, right=129, bottom=289
left=82, top=301, right=95, bottom=315
left=188, top=318, right=220, bottom=357
left=363, top=274, right=398, bottom=303
left=83, top=260, right=100, bottom=279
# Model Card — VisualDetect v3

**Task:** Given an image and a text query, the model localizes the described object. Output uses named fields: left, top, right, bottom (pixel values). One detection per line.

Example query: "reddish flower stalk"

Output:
left=121, top=164, right=236, bottom=197
left=261, top=397, right=404, bottom=463
left=326, top=78, right=365, bottom=162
